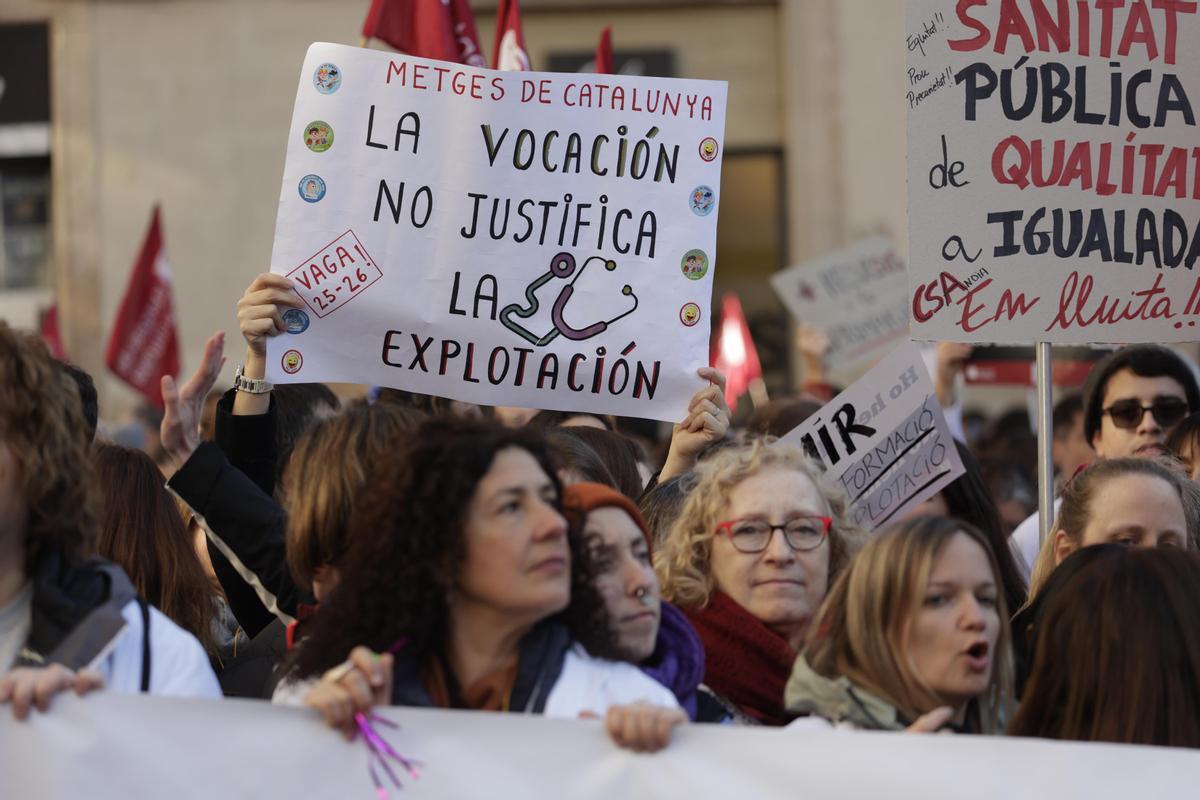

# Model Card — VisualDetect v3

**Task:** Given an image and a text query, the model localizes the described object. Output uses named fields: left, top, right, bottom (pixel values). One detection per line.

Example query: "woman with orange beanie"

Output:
left=563, top=482, right=706, bottom=719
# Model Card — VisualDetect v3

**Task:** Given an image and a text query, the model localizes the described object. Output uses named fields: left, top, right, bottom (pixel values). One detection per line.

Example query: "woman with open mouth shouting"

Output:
left=785, top=516, right=1014, bottom=734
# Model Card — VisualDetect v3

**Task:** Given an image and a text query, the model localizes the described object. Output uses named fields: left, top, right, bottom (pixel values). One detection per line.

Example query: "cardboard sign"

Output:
left=907, top=2, right=1200, bottom=343
left=784, top=341, right=965, bottom=530
left=770, top=236, right=910, bottom=383
left=265, top=43, right=727, bottom=421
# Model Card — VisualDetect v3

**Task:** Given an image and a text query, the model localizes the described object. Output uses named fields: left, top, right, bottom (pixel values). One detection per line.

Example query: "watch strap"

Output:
left=234, top=365, right=273, bottom=394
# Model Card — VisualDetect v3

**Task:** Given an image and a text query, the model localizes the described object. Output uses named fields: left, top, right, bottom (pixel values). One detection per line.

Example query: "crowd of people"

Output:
left=4, top=271, right=1200, bottom=756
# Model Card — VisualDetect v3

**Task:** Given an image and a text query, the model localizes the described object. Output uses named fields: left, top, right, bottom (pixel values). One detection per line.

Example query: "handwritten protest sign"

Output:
left=769, top=236, right=909, bottom=383
left=907, top=1, right=1200, bottom=343
left=265, top=43, right=727, bottom=421
left=784, top=341, right=965, bottom=530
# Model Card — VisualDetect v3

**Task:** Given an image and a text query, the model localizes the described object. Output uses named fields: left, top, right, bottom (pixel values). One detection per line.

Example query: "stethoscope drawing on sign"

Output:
left=499, top=252, right=639, bottom=347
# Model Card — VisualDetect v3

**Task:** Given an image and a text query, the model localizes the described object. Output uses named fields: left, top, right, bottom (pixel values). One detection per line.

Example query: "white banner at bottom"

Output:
left=3, top=693, right=1198, bottom=798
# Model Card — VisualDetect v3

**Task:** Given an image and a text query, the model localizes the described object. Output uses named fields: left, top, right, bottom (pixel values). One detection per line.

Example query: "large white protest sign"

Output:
left=907, top=1, right=1200, bottom=343
left=6, top=693, right=1200, bottom=799
left=264, top=43, right=726, bottom=421
left=770, top=236, right=909, bottom=383
left=784, top=341, right=964, bottom=530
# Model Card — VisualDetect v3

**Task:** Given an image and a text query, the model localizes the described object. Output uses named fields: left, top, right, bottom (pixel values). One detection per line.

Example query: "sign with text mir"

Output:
left=907, top=0, right=1200, bottom=344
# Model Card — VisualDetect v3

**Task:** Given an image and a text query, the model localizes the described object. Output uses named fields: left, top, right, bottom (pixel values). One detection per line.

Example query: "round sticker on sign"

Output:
left=680, top=250, right=709, bottom=281
left=282, top=349, right=304, bottom=374
left=689, top=186, right=715, bottom=216
left=313, top=63, right=342, bottom=94
left=679, top=303, right=702, bottom=327
left=303, top=121, right=334, bottom=153
left=283, top=308, right=310, bottom=334
left=298, top=175, right=326, bottom=203
left=698, top=137, right=719, bottom=162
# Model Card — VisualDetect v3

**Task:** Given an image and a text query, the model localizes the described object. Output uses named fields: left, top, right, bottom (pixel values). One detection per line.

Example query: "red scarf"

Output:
left=685, top=591, right=797, bottom=726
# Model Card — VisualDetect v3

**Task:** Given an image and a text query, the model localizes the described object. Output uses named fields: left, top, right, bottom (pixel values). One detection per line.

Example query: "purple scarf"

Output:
left=639, top=602, right=705, bottom=719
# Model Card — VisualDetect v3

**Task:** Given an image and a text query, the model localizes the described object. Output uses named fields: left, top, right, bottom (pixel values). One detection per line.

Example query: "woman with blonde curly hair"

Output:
left=786, top=516, right=1013, bottom=734
left=654, top=437, right=865, bottom=725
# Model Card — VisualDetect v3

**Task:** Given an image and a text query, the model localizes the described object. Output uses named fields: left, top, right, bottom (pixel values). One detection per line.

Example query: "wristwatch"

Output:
left=234, top=364, right=273, bottom=394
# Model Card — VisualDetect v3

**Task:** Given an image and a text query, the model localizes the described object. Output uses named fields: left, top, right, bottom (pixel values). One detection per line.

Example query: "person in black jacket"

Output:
left=161, top=320, right=420, bottom=695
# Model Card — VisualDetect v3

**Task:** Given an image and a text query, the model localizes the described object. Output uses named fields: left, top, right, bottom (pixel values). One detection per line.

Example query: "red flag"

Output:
left=361, top=0, right=485, bottom=66
left=39, top=304, right=67, bottom=360
left=492, top=0, right=530, bottom=71
left=711, top=293, right=763, bottom=412
left=595, top=27, right=614, bottom=74
left=105, top=206, right=180, bottom=407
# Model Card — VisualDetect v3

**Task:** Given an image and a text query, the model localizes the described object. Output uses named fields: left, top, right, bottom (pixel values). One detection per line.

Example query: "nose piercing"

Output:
left=634, top=586, right=652, bottom=605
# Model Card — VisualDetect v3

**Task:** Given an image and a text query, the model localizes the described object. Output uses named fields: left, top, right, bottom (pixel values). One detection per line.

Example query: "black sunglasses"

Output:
left=1101, top=397, right=1189, bottom=430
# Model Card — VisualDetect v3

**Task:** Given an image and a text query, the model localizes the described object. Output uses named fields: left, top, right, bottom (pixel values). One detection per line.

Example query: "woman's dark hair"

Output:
left=639, top=475, right=689, bottom=549
left=59, top=362, right=98, bottom=441
left=291, top=418, right=614, bottom=678
left=1008, top=547, right=1200, bottom=747
left=526, top=409, right=615, bottom=431
left=553, top=426, right=646, bottom=500
left=942, top=441, right=1029, bottom=614
left=373, top=387, right=472, bottom=418
left=92, top=443, right=217, bottom=656
left=544, top=429, right=618, bottom=489
left=1010, top=544, right=1121, bottom=699
left=1167, top=411, right=1200, bottom=472
left=272, top=383, right=340, bottom=477
left=744, top=396, right=822, bottom=438
left=284, top=401, right=425, bottom=590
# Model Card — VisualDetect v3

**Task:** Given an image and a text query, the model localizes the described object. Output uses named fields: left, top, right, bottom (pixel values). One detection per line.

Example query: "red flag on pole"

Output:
left=360, top=0, right=485, bottom=66
left=39, top=304, right=67, bottom=360
left=711, top=293, right=764, bottom=412
left=595, top=26, right=614, bottom=75
left=492, top=0, right=530, bottom=71
left=105, top=205, right=180, bottom=407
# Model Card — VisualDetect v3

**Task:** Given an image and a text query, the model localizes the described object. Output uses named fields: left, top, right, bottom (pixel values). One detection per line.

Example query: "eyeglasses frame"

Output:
left=713, top=515, right=833, bottom=553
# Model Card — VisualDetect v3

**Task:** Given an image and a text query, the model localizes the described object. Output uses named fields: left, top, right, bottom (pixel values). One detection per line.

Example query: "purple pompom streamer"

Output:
left=353, top=638, right=421, bottom=798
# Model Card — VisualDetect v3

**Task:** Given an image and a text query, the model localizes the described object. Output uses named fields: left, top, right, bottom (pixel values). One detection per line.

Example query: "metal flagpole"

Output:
left=1035, top=342, right=1055, bottom=546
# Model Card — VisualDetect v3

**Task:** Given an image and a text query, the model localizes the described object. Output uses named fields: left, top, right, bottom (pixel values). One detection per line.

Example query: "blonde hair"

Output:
left=653, top=437, right=866, bottom=609
left=804, top=516, right=1014, bottom=733
left=284, top=401, right=422, bottom=590
left=1027, top=457, right=1195, bottom=603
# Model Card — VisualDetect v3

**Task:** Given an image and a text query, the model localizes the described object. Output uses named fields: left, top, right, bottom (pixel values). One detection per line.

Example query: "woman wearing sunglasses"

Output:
left=1026, top=456, right=1193, bottom=603
left=654, top=438, right=866, bottom=725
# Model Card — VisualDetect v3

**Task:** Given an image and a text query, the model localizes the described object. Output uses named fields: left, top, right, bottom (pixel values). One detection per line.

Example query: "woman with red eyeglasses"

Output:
left=654, top=438, right=866, bottom=725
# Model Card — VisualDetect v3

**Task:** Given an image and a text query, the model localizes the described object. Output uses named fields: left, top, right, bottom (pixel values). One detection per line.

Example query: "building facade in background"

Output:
left=0, top=0, right=908, bottom=415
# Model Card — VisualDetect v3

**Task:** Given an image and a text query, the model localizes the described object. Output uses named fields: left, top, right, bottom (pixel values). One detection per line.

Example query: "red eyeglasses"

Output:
left=714, top=516, right=832, bottom=553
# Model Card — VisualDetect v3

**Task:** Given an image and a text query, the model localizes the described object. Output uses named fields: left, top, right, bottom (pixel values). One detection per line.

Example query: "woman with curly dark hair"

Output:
left=284, top=417, right=685, bottom=752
